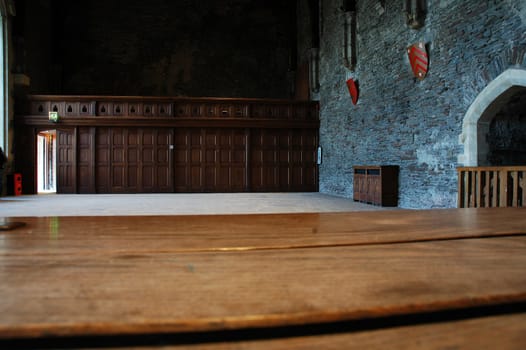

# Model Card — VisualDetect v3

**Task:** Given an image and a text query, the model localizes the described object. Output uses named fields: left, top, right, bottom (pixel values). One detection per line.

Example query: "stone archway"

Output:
left=458, top=68, right=526, bottom=166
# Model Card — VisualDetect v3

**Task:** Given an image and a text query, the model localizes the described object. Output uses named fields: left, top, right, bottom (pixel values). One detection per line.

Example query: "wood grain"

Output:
left=1, top=208, right=525, bottom=345
left=1, top=236, right=525, bottom=338
left=86, top=313, right=526, bottom=350
left=1, top=208, right=525, bottom=256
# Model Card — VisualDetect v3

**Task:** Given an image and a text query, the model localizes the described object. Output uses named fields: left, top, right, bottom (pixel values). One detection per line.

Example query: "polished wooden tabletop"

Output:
left=1, top=208, right=525, bottom=348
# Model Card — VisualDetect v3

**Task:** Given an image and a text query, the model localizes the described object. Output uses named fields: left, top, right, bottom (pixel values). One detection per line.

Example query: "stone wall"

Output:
left=314, top=0, right=526, bottom=208
left=14, top=0, right=57, bottom=92
left=20, top=0, right=296, bottom=98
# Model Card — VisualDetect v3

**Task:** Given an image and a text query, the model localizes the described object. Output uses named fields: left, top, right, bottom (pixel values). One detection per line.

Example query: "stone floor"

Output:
left=0, top=192, right=391, bottom=217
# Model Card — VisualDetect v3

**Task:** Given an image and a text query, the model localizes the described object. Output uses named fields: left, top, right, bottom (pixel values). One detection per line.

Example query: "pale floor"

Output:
left=0, top=192, right=390, bottom=217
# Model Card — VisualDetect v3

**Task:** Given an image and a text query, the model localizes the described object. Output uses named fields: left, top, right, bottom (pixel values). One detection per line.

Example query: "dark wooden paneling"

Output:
left=18, top=96, right=319, bottom=194
left=174, top=128, right=205, bottom=192
left=154, top=129, right=174, bottom=193
left=110, top=127, right=128, bottom=193
left=56, top=129, right=76, bottom=194
left=77, top=127, right=95, bottom=193
left=95, top=127, right=174, bottom=193
left=95, top=127, right=111, bottom=193
left=174, top=128, right=248, bottom=192
left=251, top=129, right=280, bottom=191
left=141, top=128, right=174, bottom=193
left=204, top=129, right=247, bottom=192
left=251, top=129, right=318, bottom=192
left=24, top=126, right=318, bottom=195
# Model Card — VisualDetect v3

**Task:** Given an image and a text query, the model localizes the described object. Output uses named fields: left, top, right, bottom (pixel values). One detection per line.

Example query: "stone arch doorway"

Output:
left=459, top=68, right=526, bottom=166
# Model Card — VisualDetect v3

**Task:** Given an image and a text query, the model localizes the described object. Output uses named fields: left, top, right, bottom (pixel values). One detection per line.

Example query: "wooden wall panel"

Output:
left=95, top=128, right=111, bottom=193
left=126, top=128, right=140, bottom=193
left=174, top=129, right=190, bottom=192
left=56, top=129, right=76, bottom=194
left=173, top=128, right=248, bottom=192
left=95, top=127, right=174, bottom=193
left=291, top=129, right=318, bottom=191
left=251, top=129, right=318, bottom=192
left=154, top=129, right=174, bottom=192
left=110, top=128, right=127, bottom=192
left=251, top=130, right=279, bottom=192
left=77, top=127, right=95, bottom=193
left=19, top=96, right=319, bottom=194
left=24, top=126, right=317, bottom=195
left=232, top=130, right=249, bottom=192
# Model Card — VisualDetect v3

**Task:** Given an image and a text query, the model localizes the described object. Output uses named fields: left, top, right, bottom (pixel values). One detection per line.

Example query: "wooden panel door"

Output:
left=95, top=127, right=111, bottom=193
left=174, top=128, right=204, bottom=192
left=110, top=128, right=127, bottom=193
left=174, top=129, right=190, bottom=192
left=291, top=129, right=318, bottom=192
left=250, top=129, right=318, bottom=192
left=154, top=128, right=174, bottom=192
left=304, top=129, right=319, bottom=191
left=278, top=131, right=291, bottom=190
left=173, top=128, right=247, bottom=192
left=97, top=127, right=174, bottom=193
left=77, top=127, right=95, bottom=193
left=203, top=131, right=218, bottom=192
left=204, top=129, right=247, bottom=192
left=126, top=128, right=140, bottom=193
left=251, top=129, right=279, bottom=191
left=141, top=128, right=174, bottom=193
left=230, top=129, right=248, bottom=192
left=56, top=129, right=76, bottom=194
left=141, top=129, right=156, bottom=192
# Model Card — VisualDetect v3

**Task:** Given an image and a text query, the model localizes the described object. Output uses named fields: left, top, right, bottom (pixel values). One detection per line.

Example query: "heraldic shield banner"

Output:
left=407, top=42, right=428, bottom=80
left=346, top=78, right=359, bottom=105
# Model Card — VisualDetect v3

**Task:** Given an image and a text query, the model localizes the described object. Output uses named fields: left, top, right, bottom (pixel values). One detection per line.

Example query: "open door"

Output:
left=37, top=130, right=56, bottom=193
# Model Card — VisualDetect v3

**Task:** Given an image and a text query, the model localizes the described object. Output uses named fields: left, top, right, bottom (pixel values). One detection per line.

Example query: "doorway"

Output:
left=459, top=68, right=526, bottom=166
left=37, top=130, right=56, bottom=193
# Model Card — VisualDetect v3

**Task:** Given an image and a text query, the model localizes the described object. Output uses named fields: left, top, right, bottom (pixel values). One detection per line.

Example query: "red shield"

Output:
left=407, top=42, right=428, bottom=80
left=346, top=78, right=359, bottom=105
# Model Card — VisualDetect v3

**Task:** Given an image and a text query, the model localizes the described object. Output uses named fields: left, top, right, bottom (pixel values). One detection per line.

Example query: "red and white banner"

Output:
left=407, top=42, right=428, bottom=80
left=346, top=78, right=359, bottom=105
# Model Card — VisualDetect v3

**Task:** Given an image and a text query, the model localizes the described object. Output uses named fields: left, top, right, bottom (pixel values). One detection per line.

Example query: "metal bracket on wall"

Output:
left=309, top=48, right=320, bottom=93
left=404, top=0, right=426, bottom=29
left=342, top=10, right=357, bottom=71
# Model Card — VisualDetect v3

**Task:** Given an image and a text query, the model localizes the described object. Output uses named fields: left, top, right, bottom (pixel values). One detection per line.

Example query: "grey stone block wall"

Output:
left=315, top=0, right=526, bottom=208
left=22, top=0, right=296, bottom=99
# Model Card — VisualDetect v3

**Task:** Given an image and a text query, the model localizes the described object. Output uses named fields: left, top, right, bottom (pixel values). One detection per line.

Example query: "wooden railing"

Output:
left=457, top=166, right=526, bottom=208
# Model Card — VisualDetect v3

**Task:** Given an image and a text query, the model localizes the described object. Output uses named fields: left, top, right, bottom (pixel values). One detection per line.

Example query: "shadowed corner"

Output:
left=0, top=218, right=26, bottom=231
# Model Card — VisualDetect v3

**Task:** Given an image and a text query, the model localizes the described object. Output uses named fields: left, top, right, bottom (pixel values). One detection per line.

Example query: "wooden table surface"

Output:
left=1, top=208, right=525, bottom=348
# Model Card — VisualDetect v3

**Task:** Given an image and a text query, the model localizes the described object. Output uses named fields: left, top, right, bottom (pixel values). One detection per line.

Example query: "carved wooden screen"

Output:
left=21, top=96, right=319, bottom=194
